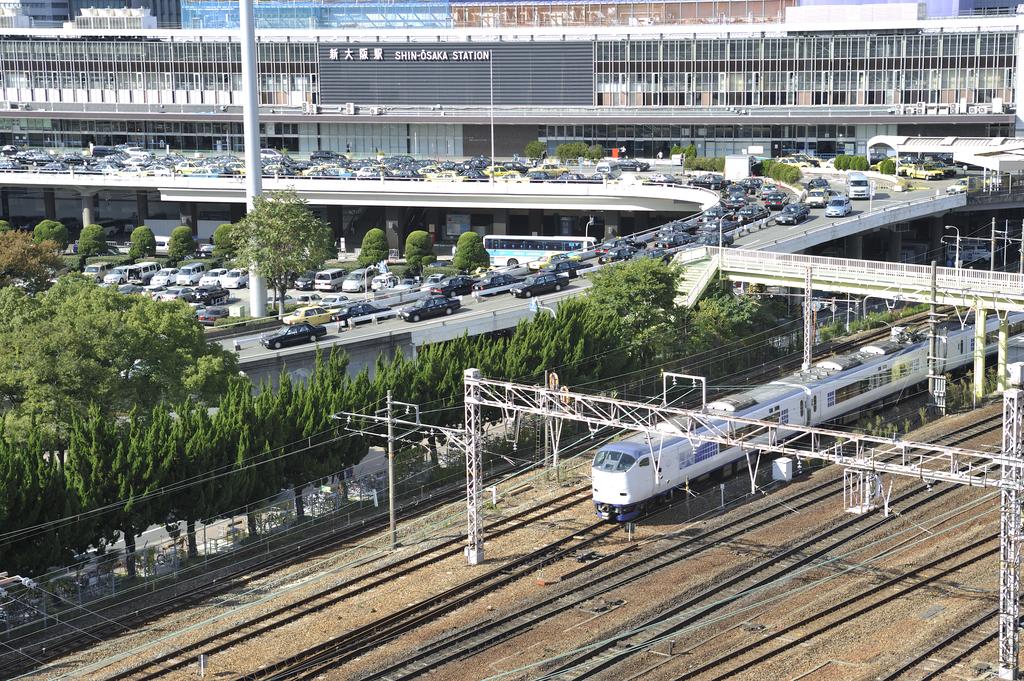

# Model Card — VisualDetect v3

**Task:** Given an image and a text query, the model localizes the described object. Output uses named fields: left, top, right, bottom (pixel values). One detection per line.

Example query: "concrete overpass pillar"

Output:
left=179, top=202, right=199, bottom=236
left=0, top=188, right=9, bottom=220
left=492, top=209, right=508, bottom=235
left=43, top=188, right=56, bottom=220
left=998, top=315, right=1010, bottom=393
left=635, top=212, right=650, bottom=232
left=974, top=305, right=988, bottom=401
left=886, top=228, right=903, bottom=262
left=603, top=212, right=620, bottom=240
left=135, top=191, right=149, bottom=225
left=528, top=210, right=543, bottom=236
left=928, top=217, right=944, bottom=264
left=385, top=206, right=403, bottom=251
left=844, top=234, right=863, bottom=260
left=81, top=193, right=96, bottom=228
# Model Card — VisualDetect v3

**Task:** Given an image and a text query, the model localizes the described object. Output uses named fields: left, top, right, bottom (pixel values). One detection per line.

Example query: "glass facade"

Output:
left=181, top=0, right=452, bottom=29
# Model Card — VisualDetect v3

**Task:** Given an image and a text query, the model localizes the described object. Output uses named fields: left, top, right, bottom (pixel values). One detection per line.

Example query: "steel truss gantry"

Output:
left=462, top=369, right=1024, bottom=679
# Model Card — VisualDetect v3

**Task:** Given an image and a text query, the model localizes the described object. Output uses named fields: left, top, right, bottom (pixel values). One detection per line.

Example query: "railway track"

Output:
left=99, top=485, right=594, bottom=680
left=877, top=607, right=999, bottom=681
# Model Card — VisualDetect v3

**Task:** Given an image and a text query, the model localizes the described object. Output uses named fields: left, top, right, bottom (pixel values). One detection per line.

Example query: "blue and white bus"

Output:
left=482, top=235, right=597, bottom=268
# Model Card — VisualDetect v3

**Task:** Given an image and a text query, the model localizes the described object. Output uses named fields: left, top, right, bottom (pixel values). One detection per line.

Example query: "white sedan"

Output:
left=150, top=268, right=179, bottom=287
left=199, top=268, right=229, bottom=287
left=221, top=269, right=249, bottom=289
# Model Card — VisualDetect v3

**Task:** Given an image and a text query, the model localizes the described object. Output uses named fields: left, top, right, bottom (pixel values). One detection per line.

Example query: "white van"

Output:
left=342, top=268, right=376, bottom=293
left=847, top=172, right=871, bottom=199
left=83, top=261, right=114, bottom=282
left=176, top=262, right=208, bottom=285
left=594, top=161, right=623, bottom=179
left=127, top=261, right=160, bottom=285
left=314, top=268, right=347, bottom=292
left=154, top=236, right=171, bottom=255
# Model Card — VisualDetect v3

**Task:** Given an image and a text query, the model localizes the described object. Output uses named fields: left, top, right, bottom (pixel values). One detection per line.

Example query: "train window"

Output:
left=827, top=391, right=835, bottom=408
left=616, top=454, right=637, bottom=471
left=638, top=457, right=651, bottom=467
left=799, top=401, right=805, bottom=417
left=780, top=409, right=789, bottom=424
left=812, top=396, right=818, bottom=411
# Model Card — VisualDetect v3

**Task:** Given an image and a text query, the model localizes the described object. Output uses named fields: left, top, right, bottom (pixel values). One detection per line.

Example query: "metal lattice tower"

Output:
left=464, top=368, right=484, bottom=565
left=1001, top=388, right=1024, bottom=680
left=802, top=266, right=813, bottom=372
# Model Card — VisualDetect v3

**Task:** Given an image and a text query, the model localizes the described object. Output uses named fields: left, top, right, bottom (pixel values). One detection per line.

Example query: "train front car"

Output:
left=591, top=441, right=657, bottom=522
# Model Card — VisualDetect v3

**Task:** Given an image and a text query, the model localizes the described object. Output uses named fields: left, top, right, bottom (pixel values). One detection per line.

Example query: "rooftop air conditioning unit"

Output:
left=343, top=102, right=356, bottom=115
left=968, top=105, right=979, bottom=114
left=369, top=106, right=382, bottom=115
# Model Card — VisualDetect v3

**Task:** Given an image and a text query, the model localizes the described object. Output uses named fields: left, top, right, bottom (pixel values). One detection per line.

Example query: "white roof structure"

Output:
left=867, top=135, right=1024, bottom=173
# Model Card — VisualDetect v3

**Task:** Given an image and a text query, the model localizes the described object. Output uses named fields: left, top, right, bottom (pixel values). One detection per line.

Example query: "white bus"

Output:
left=482, top=235, right=597, bottom=268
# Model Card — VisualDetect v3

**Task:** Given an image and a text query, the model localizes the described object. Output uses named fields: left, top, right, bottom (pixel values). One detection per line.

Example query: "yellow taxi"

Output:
left=283, top=306, right=333, bottom=326
left=483, top=165, right=523, bottom=178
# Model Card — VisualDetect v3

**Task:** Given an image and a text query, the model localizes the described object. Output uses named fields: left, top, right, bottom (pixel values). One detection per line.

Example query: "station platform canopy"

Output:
left=867, top=135, right=1024, bottom=174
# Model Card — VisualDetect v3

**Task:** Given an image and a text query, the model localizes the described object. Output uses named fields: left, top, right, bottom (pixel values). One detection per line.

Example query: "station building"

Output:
left=0, top=2, right=1019, bottom=159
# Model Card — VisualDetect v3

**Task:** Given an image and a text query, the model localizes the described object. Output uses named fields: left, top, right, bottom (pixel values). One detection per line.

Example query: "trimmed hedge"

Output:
left=878, top=158, right=896, bottom=175
left=834, top=155, right=870, bottom=171
left=760, top=160, right=803, bottom=185
left=554, top=142, right=591, bottom=162
left=685, top=156, right=725, bottom=172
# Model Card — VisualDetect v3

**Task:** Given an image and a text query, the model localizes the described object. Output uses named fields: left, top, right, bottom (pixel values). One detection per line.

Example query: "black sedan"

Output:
left=763, top=192, right=790, bottom=210
left=599, top=246, right=637, bottom=263
left=617, top=159, right=651, bottom=172
left=542, top=260, right=584, bottom=279
left=806, top=177, right=830, bottom=190
left=400, top=295, right=461, bottom=322
left=261, top=322, right=327, bottom=349
left=774, top=203, right=811, bottom=225
left=196, top=306, right=230, bottom=326
left=510, top=272, right=569, bottom=298
left=293, top=271, right=316, bottom=290
left=720, top=195, right=748, bottom=211
left=332, top=302, right=394, bottom=326
left=473, top=273, right=522, bottom=294
left=430, top=275, right=476, bottom=297
left=690, top=174, right=727, bottom=190
left=737, top=204, right=770, bottom=224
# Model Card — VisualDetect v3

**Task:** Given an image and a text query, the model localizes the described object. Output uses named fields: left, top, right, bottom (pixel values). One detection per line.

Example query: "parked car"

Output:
left=473, top=273, right=522, bottom=294
left=294, top=271, right=316, bottom=291
left=774, top=203, right=811, bottom=225
left=399, top=295, right=461, bottom=322
left=320, top=294, right=350, bottom=309
left=689, top=173, right=727, bottom=190
left=420, top=273, right=446, bottom=290
left=617, top=159, right=651, bottom=172
left=805, top=189, right=833, bottom=208
left=332, top=302, right=394, bottom=326
left=737, top=204, right=770, bottom=224
left=542, top=260, right=582, bottom=279
left=199, top=268, right=229, bottom=287
left=763, top=192, right=790, bottom=210
left=283, top=306, right=333, bottom=326
left=176, top=262, right=208, bottom=285
left=117, top=284, right=147, bottom=295
left=806, top=177, right=830, bottom=190
left=430, top=275, right=476, bottom=297
left=196, top=306, right=230, bottom=326
left=194, top=286, right=229, bottom=306
left=261, top=322, right=327, bottom=349
left=221, top=269, right=249, bottom=289
left=294, top=293, right=323, bottom=305
left=151, top=267, right=179, bottom=287
left=824, top=194, right=853, bottom=217
left=599, top=246, right=638, bottom=263
left=510, top=272, right=569, bottom=298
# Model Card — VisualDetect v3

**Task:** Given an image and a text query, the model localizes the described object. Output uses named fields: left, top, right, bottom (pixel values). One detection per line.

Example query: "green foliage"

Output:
left=33, top=219, right=68, bottom=248
left=878, top=158, right=896, bottom=175
left=0, top=220, right=10, bottom=232
left=129, top=226, right=157, bottom=259
left=358, top=228, right=389, bottom=267
left=760, top=160, right=803, bottom=185
left=232, top=190, right=334, bottom=312
left=685, top=157, right=725, bottom=172
left=0, top=230, right=64, bottom=292
left=682, top=143, right=697, bottom=158
left=834, top=155, right=849, bottom=170
left=452, top=231, right=490, bottom=272
left=554, top=142, right=590, bottom=162
left=213, top=223, right=236, bottom=259
left=848, top=155, right=870, bottom=171
left=168, top=225, right=196, bottom=261
left=586, top=144, right=605, bottom=161
left=78, top=224, right=107, bottom=258
left=403, top=230, right=435, bottom=275
left=524, top=140, right=546, bottom=159
left=670, top=145, right=684, bottom=156
left=587, top=259, right=680, bottom=361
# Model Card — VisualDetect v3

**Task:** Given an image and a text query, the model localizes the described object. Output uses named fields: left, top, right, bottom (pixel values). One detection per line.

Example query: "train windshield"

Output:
left=593, top=450, right=637, bottom=472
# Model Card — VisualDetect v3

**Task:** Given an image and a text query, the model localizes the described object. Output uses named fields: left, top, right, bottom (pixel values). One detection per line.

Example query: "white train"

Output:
left=592, top=312, right=1024, bottom=521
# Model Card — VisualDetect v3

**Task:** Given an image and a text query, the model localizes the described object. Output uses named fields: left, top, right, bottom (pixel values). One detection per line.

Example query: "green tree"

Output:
left=554, top=142, right=589, bottom=162
left=403, top=230, right=435, bottom=275
left=78, top=224, right=107, bottom=257
left=586, top=144, right=605, bottom=161
left=682, top=143, right=698, bottom=158
left=212, top=223, right=236, bottom=259
left=0, top=220, right=11, bottom=232
left=0, top=276, right=238, bottom=441
left=168, top=225, right=196, bottom=261
left=524, top=140, right=546, bottom=159
left=878, top=158, right=896, bottom=175
left=0, top=231, right=63, bottom=292
left=232, top=190, right=334, bottom=314
left=452, top=231, right=490, bottom=272
left=849, top=155, right=870, bottom=171
left=670, top=145, right=684, bottom=156
left=129, top=226, right=157, bottom=259
left=33, top=219, right=68, bottom=248
left=358, top=228, right=388, bottom=267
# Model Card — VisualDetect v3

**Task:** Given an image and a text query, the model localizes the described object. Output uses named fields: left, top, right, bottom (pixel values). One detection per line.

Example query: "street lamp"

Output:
left=585, top=216, right=595, bottom=241
left=944, top=225, right=961, bottom=268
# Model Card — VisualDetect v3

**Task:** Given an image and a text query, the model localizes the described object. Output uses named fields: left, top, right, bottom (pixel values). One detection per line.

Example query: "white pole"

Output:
left=241, top=0, right=267, bottom=318
left=489, top=55, right=495, bottom=184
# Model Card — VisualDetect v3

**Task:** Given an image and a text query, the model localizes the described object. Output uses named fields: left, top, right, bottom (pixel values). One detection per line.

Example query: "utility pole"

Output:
left=802, top=266, right=813, bottom=371
left=386, top=390, right=396, bottom=550
left=927, top=260, right=944, bottom=415
left=1000, top=386, right=1024, bottom=680
left=992, top=217, right=998, bottom=272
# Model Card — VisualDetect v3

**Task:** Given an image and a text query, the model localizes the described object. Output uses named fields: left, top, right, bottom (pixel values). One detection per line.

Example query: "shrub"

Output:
left=524, top=140, right=546, bottom=159
left=0, top=220, right=10, bottom=232
left=212, top=223, right=236, bottom=258
left=358, top=227, right=388, bottom=266
left=168, top=225, right=196, bottom=261
left=129, top=226, right=157, bottom=259
left=849, top=155, right=870, bottom=171
left=78, top=224, right=107, bottom=257
left=877, top=158, right=896, bottom=175
left=403, top=230, right=435, bottom=275
left=670, top=145, right=684, bottom=156
left=682, top=143, right=697, bottom=158
left=34, top=219, right=68, bottom=248
left=62, top=254, right=86, bottom=272
left=686, top=156, right=725, bottom=172
left=586, top=144, right=605, bottom=161
left=554, top=142, right=590, bottom=162
left=452, top=231, right=490, bottom=272
left=760, top=160, right=803, bottom=185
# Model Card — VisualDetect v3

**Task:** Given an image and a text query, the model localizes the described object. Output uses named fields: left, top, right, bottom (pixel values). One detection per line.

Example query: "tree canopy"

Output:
left=403, top=230, right=435, bottom=275
left=452, top=231, right=490, bottom=272
left=232, top=190, right=334, bottom=313
left=587, top=258, right=680, bottom=361
left=33, top=219, right=68, bottom=248
left=168, top=225, right=196, bottom=261
left=213, top=223, right=236, bottom=259
left=129, top=226, right=156, bottom=259
left=358, top=228, right=388, bottom=267
left=78, top=224, right=107, bottom=257
left=0, top=231, right=63, bottom=293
